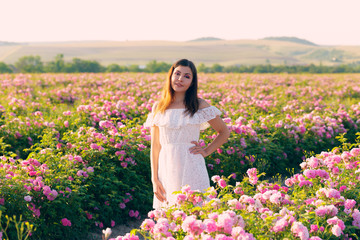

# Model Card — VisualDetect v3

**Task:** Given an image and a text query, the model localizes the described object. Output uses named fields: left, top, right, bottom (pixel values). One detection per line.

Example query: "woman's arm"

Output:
left=203, top=116, right=230, bottom=157
left=190, top=99, right=230, bottom=157
left=150, top=125, right=166, bottom=202
left=190, top=115, right=230, bottom=157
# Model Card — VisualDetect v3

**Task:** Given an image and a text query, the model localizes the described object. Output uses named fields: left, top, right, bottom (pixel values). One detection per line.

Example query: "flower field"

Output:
left=0, top=73, right=360, bottom=239
left=114, top=140, right=360, bottom=240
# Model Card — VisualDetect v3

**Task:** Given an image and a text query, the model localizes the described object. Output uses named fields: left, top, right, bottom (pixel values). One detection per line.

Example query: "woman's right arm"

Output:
left=150, top=125, right=166, bottom=202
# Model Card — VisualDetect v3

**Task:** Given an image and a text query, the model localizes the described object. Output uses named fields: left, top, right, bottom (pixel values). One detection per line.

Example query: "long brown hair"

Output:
left=155, top=59, right=199, bottom=116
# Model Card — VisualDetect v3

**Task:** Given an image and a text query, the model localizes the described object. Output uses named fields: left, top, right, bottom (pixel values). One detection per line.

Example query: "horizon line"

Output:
left=1, top=37, right=358, bottom=47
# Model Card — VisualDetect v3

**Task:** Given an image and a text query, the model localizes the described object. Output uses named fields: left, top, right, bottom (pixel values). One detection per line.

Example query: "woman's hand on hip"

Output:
left=189, top=141, right=208, bottom=157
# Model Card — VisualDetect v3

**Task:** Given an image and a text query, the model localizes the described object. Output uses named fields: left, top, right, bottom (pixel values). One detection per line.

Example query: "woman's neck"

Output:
left=173, top=92, right=185, bottom=104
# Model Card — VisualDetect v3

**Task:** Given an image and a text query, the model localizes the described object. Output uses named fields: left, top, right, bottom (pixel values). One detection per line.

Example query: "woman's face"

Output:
left=171, top=66, right=193, bottom=93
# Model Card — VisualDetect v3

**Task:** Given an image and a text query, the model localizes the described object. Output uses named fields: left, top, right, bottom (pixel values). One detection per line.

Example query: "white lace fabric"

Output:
left=144, top=106, right=222, bottom=131
left=143, top=106, right=222, bottom=209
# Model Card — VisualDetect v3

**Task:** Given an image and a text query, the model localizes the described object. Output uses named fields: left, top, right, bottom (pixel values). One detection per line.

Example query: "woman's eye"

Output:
left=185, top=76, right=190, bottom=79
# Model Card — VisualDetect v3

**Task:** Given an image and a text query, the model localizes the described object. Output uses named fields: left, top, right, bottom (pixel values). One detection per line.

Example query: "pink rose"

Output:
left=331, top=225, right=342, bottom=237
left=211, top=175, right=220, bottom=183
left=204, top=219, right=217, bottom=233
left=218, top=179, right=227, bottom=188
left=140, top=219, right=155, bottom=231
left=61, top=218, right=71, bottom=226
left=24, top=195, right=32, bottom=202
left=344, top=199, right=356, bottom=209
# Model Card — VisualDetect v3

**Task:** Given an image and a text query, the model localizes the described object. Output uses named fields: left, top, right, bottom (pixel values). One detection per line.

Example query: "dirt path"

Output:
left=87, top=219, right=144, bottom=240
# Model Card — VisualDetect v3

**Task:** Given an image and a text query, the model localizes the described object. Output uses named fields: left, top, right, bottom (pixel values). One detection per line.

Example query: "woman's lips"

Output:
left=175, top=83, right=183, bottom=87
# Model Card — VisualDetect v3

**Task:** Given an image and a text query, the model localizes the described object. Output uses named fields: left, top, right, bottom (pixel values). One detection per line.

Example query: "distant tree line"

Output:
left=1, top=54, right=360, bottom=74
left=197, top=63, right=360, bottom=74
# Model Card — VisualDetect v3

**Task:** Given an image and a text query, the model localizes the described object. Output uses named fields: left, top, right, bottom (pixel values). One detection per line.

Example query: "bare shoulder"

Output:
left=198, top=98, right=211, bottom=109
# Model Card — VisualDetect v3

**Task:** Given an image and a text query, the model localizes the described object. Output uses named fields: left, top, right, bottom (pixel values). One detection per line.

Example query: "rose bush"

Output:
left=110, top=135, right=360, bottom=239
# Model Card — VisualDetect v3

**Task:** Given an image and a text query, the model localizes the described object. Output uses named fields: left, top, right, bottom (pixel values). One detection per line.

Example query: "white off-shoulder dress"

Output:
left=144, top=106, right=222, bottom=209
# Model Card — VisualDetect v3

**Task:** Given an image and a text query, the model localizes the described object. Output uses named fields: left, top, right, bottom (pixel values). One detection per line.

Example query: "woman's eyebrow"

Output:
left=175, top=70, right=192, bottom=75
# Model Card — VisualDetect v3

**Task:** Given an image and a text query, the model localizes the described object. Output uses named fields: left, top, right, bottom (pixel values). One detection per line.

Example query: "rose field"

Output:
left=0, top=73, right=360, bottom=240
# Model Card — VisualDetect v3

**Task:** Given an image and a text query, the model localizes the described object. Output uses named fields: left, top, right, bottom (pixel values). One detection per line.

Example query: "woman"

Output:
left=144, top=59, right=230, bottom=209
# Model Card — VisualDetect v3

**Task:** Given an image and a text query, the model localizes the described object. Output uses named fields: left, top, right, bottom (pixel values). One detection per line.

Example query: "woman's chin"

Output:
left=173, top=87, right=183, bottom=92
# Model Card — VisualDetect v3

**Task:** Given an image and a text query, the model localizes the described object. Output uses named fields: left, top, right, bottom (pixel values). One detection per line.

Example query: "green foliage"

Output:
left=144, top=60, right=171, bottom=73
left=196, top=63, right=360, bottom=73
left=64, top=58, right=106, bottom=73
left=210, top=64, right=224, bottom=73
left=0, top=62, right=13, bottom=73
left=15, top=55, right=44, bottom=73
left=0, top=212, right=35, bottom=240
left=106, top=64, right=127, bottom=72
left=197, top=63, right=207, bottom=73
left=44, top=54, right=65, bottom=73
left=0, top=123, right=153, bottom=239
left=127, top=64, right=142, bottom=72
left=7, top=54, right=360, bottom=73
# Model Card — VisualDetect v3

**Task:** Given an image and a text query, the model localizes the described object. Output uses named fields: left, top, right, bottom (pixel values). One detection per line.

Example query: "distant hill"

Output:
left=0, top=41, right=20, bottom=46
left=263, top=37, right=317, bottom=46
left=189, top=37, right=224, bottom=42
left=1, top=38, right=360, bottom=66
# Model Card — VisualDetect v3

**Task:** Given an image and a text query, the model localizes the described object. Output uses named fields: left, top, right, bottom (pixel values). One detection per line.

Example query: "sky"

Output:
left=1, top=0, right=360, bottom=45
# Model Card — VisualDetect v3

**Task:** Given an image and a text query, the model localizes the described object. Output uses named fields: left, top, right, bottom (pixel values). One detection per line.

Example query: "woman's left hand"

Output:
left=189, top=141, right=208, bottom=157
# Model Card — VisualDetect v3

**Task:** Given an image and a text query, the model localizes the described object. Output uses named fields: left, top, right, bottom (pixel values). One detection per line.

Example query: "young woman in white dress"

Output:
left=144, top=59, right=230, bottom=209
